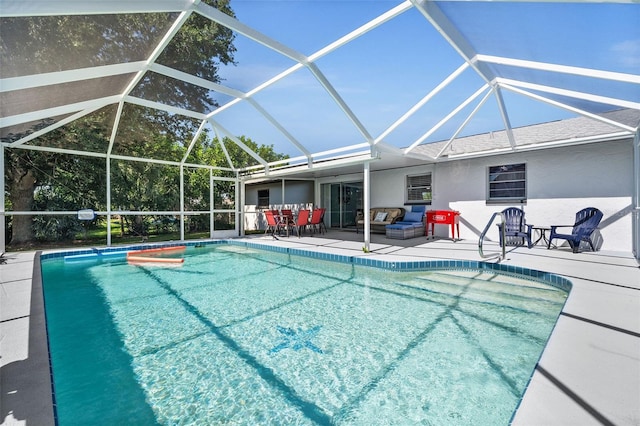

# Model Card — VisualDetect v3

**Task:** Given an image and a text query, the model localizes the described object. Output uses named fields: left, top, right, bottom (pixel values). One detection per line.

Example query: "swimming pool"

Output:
left=41, top=242, right=569, bottom=425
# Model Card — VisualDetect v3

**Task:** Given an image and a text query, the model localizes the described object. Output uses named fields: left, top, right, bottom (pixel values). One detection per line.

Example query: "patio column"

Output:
left=106, top=157, right=111, bottom=246
left=363, top=161, right=370, bottom=251
left=180, top=165, right=185, bottom=241
left=236, top=176, right=242, bottom=237
left=281, top=179, right=286, bottom=208
left=0, top=145, right=5, bottom=254
left=634, top=130, right=640, bottom=260
left=209, top=169, right=214, bottom=238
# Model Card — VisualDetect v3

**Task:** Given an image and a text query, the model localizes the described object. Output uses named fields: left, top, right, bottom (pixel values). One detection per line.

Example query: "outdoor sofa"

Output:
left=385, top=205, right=426, bottom=239
left=356, top=207, right=405, bottom=234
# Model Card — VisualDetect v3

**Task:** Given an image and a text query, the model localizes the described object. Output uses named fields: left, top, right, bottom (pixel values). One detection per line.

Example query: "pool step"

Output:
left=421, top=270, right=564, bottom=301
left=379, top=270, right=566, bottom=315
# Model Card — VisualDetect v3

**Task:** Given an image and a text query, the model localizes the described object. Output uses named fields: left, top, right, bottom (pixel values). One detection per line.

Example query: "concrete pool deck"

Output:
left=1, top=232, right=639, bottom=425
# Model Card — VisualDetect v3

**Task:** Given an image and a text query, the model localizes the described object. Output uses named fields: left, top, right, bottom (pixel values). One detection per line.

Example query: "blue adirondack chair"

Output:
left=498, top=207, right=533, bottom=248
left=548, top=207, right=603, bottom=253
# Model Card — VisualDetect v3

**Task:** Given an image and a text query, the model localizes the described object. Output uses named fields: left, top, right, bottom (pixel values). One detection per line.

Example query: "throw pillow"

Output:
left=374, top=212, right=388, bottom=222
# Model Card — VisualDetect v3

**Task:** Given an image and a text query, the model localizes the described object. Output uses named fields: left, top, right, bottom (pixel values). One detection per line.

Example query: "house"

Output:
left=243, top=109, right=640, bottom=253
left=1, top=2, right=638, bottom=261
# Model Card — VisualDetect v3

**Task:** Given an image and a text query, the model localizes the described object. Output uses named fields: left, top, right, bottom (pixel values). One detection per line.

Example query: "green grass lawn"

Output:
left=7, top=220, right=221, bottom=252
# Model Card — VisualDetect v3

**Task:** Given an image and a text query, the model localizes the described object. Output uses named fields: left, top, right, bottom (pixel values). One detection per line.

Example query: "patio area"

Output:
left=1, top=0, right=638, bottom=423
left=1, top=230, right=639, bottom=425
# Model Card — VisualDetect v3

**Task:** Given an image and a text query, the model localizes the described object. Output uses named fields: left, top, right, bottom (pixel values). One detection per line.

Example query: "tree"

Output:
left=5, top=113, right=109, bottom=244
left=182, top=134, right=290, bottom=231
left=210, top=135, right=289, bottom=169
left=3, top=0, right=237, bottom=245
left=109, top=133, right=182, bottom=236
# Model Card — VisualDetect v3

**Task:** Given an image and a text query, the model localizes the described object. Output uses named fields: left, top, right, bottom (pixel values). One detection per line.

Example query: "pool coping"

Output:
left=41, top=239, right=573, bottom=292
left=3, top=236, right=639, bottom=425
left=38, top=239, right=572, bottom=424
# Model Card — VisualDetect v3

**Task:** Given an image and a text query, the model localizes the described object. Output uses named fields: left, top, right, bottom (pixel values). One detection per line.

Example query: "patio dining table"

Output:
left=275, top=213, right=294, bottom=237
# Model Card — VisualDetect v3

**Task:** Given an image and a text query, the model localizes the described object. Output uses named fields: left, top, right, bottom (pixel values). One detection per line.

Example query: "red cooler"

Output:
left=426, top=210, right=461, bottom=240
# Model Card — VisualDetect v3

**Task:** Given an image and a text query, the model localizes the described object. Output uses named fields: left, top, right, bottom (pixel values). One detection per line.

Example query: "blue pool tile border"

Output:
left=40, top=240, right=226, bottom=261
left=232, top=240, right=572, bottom=292
left=40, top=239, right=572, bottom=292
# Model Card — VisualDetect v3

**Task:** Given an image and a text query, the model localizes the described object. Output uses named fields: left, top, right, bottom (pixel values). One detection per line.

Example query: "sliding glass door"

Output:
left=321, top=182, right=363, bottom=229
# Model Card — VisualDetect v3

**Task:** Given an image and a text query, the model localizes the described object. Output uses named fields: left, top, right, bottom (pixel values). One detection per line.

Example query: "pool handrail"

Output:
left=479, top=211, right=506, bottom=261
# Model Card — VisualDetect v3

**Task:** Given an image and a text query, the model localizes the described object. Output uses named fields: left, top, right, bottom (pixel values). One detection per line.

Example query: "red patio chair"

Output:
left=292, top=209, right=311, bottom=238
left=309, top=208, right=327, bottom=234
left=281, top=209, right=294, bottom=223
left=265, top=210, right=286, bottom=236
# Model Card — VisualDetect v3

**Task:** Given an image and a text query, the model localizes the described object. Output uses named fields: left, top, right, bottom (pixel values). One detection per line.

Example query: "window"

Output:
left=488, top=163, right=526, bottom=202
left=257, top=189, right=269, bottom=208
left=406, top=173, right=432, bottom=204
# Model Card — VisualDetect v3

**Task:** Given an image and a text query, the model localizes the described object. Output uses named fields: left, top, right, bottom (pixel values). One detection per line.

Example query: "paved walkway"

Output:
left=1, top=233, right=639, bottom=425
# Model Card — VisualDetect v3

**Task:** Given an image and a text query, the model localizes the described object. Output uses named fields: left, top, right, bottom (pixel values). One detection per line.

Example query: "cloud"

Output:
left=611, top=39, right=640, bottom=68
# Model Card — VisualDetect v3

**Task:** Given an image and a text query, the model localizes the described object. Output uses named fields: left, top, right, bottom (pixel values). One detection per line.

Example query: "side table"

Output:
left=531, top=226, right=551, bottom=247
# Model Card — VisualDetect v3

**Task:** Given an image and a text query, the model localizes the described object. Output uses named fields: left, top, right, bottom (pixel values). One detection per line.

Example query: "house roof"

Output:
left=1, top=1, right=639, bottom=176
left=411, top=108, right=640, bottom=161
left=244, top=108, right=640, bottom=182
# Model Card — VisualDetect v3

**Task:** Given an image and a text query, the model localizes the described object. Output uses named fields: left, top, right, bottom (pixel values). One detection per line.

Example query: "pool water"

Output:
left=41, top=245, right=567, bottom=425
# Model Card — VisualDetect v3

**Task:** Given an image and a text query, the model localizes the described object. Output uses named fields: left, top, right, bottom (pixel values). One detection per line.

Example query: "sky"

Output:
left=206, top=1, right=639, bottom=158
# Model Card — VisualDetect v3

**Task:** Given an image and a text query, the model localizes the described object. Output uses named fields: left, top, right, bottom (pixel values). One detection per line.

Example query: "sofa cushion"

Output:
left=356, top=208, right=406, bottom=233
left=383, top=208, right=402, bottom=221
left=386, top=222, right=423, bottom=239
left=395, top=221, right=424, bottom=228
left=403, top=211, right=423, bottom=223
left=386, top=223, right=412, bottom=230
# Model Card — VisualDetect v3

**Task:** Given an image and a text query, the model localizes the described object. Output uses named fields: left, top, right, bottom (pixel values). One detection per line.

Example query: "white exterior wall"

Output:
left=244, top=180, right=314, bottom=231
left=434, top=140, right=634, bottom=251
left=314, top=140, right=634, bottom=252
left=244, top=140, right=634, bottom=252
